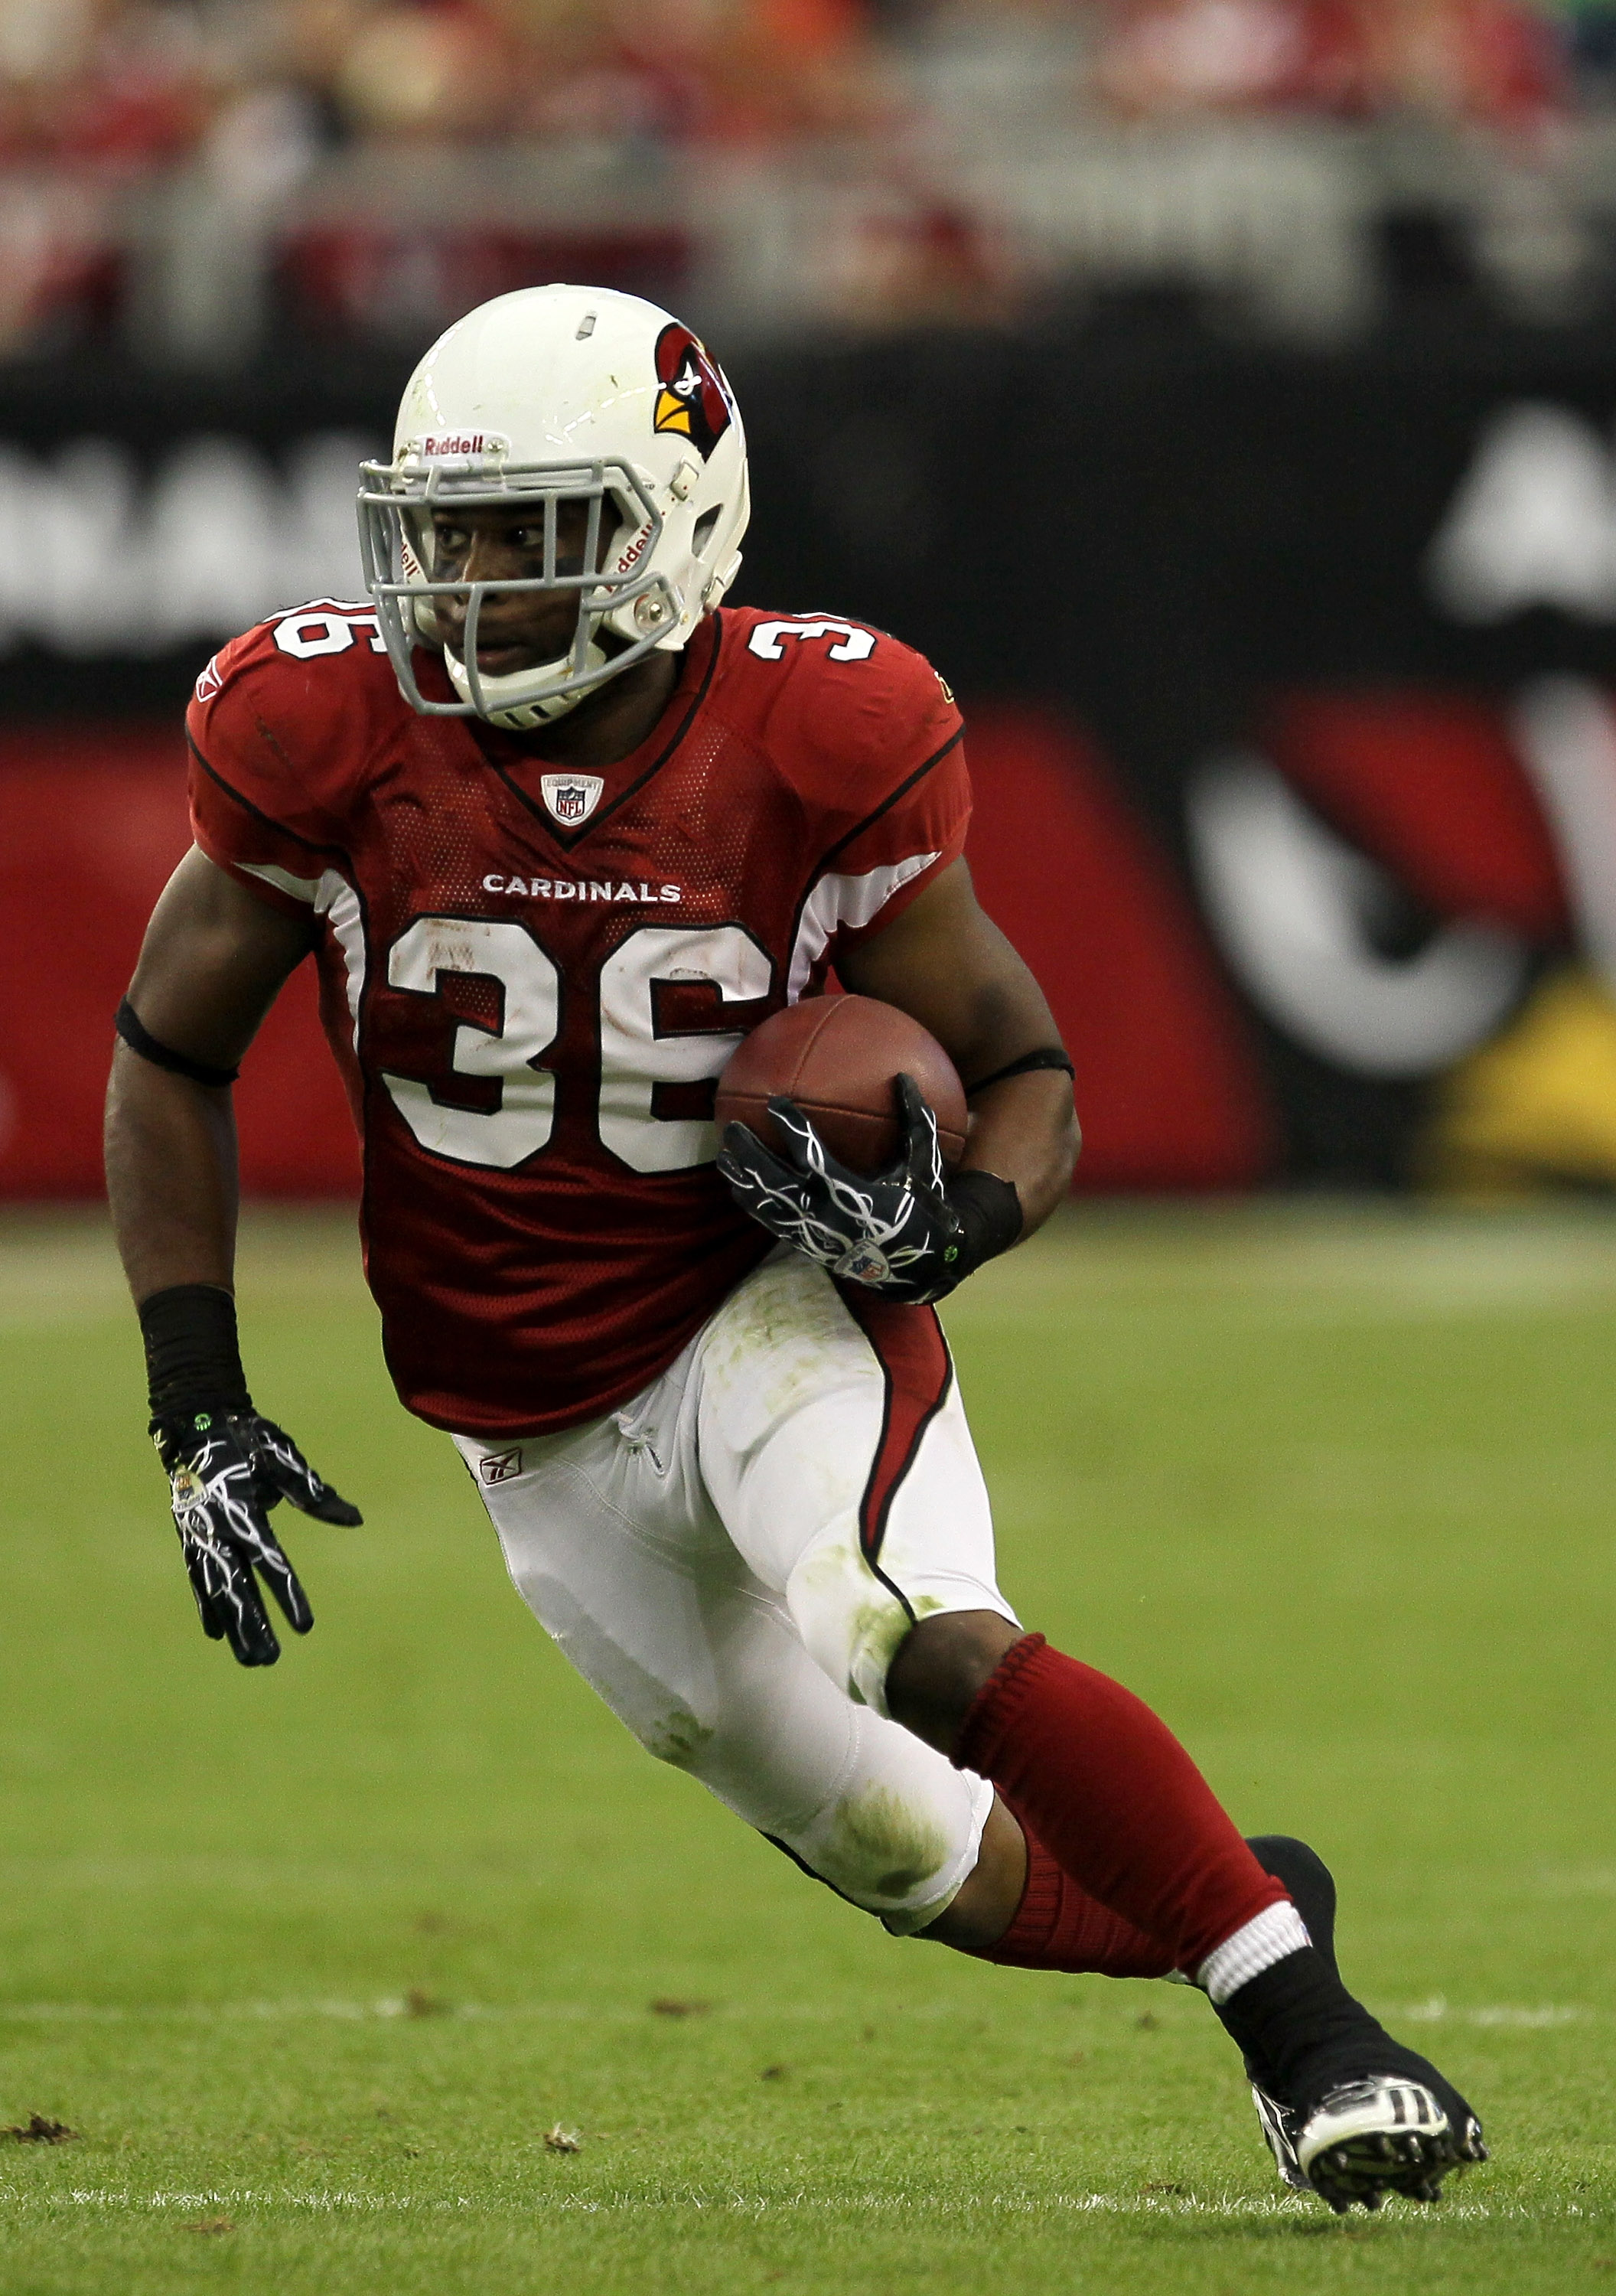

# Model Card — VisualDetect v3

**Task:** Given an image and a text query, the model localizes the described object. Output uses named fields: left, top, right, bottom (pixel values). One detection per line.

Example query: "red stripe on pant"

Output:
left=837, top=1287, right=953, bottom=1578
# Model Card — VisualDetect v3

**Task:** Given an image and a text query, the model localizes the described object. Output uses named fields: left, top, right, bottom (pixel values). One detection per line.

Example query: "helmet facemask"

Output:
left=357, top=453, right=682, bottom=730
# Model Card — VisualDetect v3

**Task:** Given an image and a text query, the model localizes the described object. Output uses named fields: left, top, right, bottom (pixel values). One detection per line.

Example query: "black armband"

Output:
left=138, top=1283, right=253, bottom=1421
left=964, top=1046, right=1074, bottom=1100
left=116, top=998, right=239, bottom=1089
left=946, top=1169, right=1024, bottom=1280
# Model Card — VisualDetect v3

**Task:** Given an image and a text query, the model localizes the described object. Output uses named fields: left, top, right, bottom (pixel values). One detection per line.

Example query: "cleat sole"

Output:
left=1304, top=2127, right=1467, bottom=2214
left=1297, top=2074, right=1477, bottom=2213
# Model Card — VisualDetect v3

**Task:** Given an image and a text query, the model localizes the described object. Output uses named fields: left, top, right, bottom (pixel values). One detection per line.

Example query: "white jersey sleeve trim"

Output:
left=787, top=853, right=940, bottom=1002
left=237, top=863, right=364, bottom=1049
left=239, top=860, right=322, bottom=904
left=317, top=873, right=366, bottom=1050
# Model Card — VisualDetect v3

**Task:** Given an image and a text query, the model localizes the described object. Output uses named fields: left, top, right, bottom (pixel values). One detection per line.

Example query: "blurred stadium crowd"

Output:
left=3, top=0, right=1605, bottom=158
left=10, top=0, right=1616, bottom=356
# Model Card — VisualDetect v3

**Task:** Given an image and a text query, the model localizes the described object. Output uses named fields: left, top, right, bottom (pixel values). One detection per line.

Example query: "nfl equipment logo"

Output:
left=836, top=1243, right=892, bottom=1287
left=541, top=773, right=604, bottom=827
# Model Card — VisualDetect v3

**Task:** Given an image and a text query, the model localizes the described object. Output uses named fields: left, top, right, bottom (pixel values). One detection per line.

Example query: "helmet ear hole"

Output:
left=692, top=506, right=722, bottom=557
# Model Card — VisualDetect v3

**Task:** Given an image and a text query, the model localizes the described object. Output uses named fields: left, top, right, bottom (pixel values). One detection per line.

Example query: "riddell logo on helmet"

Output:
left=653, top=325, right=734, bottom=460
left=411, top=431, right=510, bottom=460
left=614, top=525, right=653, bottom=574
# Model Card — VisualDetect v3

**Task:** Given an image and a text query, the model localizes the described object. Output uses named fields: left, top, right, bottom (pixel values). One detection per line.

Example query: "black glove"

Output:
left=717, top=1073, right=1021, bottom=1305
left=139, top=1283, right=361, bottom=1668
left=151, top=1409, right=363, bottom=1667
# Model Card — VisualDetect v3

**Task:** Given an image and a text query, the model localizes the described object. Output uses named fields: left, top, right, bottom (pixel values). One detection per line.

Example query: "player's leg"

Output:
left=889, top=1614, right=1303, bottom=1990
left=692, top=1251, right=1178, bottom=1983
left=880, top=1562, right=1486, bottom=2208
left=695, top=1253, right=1484, bottom=2209
left=454, top=1384, right=995, bottom=1939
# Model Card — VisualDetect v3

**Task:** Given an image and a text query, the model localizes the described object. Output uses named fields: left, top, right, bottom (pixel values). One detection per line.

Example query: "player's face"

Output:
left=425, top=499, right=615, bottom=677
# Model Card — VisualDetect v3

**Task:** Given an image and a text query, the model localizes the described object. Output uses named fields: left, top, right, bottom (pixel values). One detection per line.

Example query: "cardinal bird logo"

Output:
left=653, top=324, right=735, bottom=460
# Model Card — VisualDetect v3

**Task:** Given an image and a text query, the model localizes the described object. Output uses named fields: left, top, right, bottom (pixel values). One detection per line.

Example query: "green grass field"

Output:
left=0, top=1202, right=1611, bottom=2294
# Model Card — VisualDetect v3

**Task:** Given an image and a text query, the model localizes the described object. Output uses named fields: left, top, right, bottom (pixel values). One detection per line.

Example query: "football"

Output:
left=716, top=993, right=969, bottom=1174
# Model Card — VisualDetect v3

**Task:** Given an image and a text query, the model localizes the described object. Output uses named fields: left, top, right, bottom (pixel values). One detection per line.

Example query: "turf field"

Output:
left=0, top=1202, right=1611, bottom=2294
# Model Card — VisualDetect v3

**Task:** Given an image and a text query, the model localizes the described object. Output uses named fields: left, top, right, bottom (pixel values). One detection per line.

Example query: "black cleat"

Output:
left=1292, top=2066, right=1487, bottom=2213
left=1235, top=1836, right=1487, bottom=2212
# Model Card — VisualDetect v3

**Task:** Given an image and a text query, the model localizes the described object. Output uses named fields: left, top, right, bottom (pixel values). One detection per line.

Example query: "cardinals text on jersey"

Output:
left=187, top=603, right=969, bottom=1437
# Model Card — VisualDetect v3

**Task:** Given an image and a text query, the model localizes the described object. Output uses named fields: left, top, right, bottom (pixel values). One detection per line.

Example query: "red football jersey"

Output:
left=187, top=600, right=969, bottom=1437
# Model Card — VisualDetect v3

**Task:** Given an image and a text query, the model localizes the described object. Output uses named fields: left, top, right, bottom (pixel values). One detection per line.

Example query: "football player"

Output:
left=105, top=285, right=1484, bottom=2213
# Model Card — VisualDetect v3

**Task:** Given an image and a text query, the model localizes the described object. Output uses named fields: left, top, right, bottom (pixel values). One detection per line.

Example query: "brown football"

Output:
left=716, top=994, right=968, bottom=1174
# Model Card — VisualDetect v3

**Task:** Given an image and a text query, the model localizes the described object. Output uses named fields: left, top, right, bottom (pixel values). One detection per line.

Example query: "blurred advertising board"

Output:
left=3, top=320, right=1616, bottom=1196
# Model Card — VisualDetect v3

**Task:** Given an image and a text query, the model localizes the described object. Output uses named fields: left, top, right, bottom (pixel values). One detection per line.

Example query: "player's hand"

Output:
left=151, top=1410, right=363, bottom=1668
left=718, top=1074, right=969, bottom=1305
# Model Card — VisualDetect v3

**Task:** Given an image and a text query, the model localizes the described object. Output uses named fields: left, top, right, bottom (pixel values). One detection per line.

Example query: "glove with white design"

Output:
left=717, top=1073, right=1022, bottom=1305
left=152, top=1409, right=363, bottom=1667
left=138, top=1282, right=361, bottom=1668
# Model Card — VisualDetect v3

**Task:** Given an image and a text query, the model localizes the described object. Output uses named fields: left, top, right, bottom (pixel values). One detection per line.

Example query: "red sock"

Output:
left=973, top=1811, right=1176, bottom=1979
left=956, top=1636, right=1289, bottom=1972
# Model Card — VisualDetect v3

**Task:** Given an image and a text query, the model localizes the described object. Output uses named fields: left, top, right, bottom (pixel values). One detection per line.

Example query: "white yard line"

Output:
left=0, top=2187, right=1592, bottom=2225
left=1402, top=1998, right=1585, bottom=2028
left=0, top=1995, right=1591, bottom=2027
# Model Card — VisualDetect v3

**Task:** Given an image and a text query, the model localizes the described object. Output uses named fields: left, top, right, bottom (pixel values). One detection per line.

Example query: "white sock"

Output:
left=1197, top=1900, right=1311, bottom=2006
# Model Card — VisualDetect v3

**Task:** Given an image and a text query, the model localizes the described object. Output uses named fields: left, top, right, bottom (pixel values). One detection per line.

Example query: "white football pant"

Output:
left=454, top=1249, right=1017, bottom=1932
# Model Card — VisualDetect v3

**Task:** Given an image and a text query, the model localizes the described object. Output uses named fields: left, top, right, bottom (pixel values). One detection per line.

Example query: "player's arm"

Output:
left=106, top=846, right=362, bottom=1668
left=718, top=858, right=1077, bottom=1304
left=107, top=847, right=310, bottom=1295
left=836, top=857, right=1079, bottom=1236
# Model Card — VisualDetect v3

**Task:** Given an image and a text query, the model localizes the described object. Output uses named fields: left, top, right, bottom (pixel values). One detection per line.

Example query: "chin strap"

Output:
left=486, top=687, right=590, bottom=731
left=444, top=638, right=610, bottom=728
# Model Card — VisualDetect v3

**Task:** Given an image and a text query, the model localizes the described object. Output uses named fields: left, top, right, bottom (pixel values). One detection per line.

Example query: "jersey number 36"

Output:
left=380, top=916, right=772, bottom=1175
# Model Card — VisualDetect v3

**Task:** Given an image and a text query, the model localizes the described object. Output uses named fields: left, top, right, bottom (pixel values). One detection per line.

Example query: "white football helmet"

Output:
left=357, top=283, right=750, bottom=729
